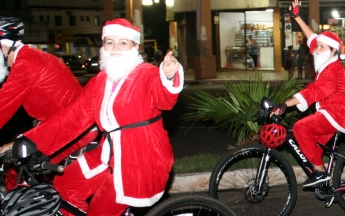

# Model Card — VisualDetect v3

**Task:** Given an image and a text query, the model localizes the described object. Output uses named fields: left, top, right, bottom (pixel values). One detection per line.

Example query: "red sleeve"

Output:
left=24, top=75, right=99, bottom=157
left=0, top=62, right=35, bottom=128
left=299, top=67, right=337, bottom=106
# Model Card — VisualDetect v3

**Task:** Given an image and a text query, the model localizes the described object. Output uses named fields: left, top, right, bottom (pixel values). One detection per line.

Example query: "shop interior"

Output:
left=219, top=10, right=274, bottom=70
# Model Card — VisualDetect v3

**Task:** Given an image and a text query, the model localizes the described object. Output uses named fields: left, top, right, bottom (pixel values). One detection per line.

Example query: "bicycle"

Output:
left=0, top=140, right=236, bottom=216
left=208, top=97, right=345, bottom=216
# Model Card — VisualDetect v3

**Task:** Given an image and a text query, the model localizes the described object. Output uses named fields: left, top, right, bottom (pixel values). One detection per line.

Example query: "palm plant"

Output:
left=183, top=73, right=303, bottom=145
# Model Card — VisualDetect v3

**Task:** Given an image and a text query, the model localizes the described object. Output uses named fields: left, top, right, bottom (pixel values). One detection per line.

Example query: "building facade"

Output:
left=170, top=0, right=341, bottom=79
left=0, top=0, right=125, bottom=59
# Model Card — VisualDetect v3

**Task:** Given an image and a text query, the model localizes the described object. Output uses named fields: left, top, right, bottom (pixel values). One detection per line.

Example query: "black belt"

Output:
left=103, top=114, right=162, bottom=168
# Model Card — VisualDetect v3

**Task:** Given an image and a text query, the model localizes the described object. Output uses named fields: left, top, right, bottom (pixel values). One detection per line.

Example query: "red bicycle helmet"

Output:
left=259, top=124, right=287, bottom=148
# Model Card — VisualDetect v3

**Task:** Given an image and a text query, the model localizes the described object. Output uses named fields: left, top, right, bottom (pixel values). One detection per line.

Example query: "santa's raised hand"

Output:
left=289, top=0, right=301, bottom=18
left=162, top=51, right=179, bottom=80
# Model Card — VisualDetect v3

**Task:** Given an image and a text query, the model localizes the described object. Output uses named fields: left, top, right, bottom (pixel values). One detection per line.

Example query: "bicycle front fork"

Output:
left=254, top=148, right=271, bottom=192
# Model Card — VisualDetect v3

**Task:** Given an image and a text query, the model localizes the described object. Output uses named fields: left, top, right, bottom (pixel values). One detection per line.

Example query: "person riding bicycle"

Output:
left=0, top=17, right=98, bottom=190
left=272, top=0, right=345, bottom=187
left=12, top=18, right=184, bottom=215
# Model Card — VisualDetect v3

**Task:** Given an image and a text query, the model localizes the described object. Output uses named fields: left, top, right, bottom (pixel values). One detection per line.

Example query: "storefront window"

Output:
left=219, top=10, right=274, bottom=70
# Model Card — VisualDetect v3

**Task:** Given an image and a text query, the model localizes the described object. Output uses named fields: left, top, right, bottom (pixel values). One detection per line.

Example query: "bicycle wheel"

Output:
left=0, top=165, right=6, bottom=201
left=332, top=143, right=345, bottom=210
left=209, top=143, right=297, bottom=216
left=145, top=195, right=236, bottom=216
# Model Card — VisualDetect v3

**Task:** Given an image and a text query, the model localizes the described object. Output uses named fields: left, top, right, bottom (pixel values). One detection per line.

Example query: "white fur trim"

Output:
left=77, top=155, right=108, bottom=179
left=317, top=34, right=340, bottom=50
left=0, top=39, right=23, bottom=47
left=316, top=55, right=337, bottom=73
left=293, top=93, right=308, bottom=112
left=159, top=63, right=184, bottom=94
left=318, top=109, right=345, bottom=133
left=117, top=191, right=164, bottom=207
left=315, top=102, right=320, bottom=111
left=307, top=34, right=317, bottom=48
left=102, top=24, right=141, bottom=44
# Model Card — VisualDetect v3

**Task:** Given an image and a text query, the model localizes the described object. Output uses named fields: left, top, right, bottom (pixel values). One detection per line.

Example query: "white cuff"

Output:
left=293, top=93, right=308, bottom=112
left=159, top=63, right=184, bottom=94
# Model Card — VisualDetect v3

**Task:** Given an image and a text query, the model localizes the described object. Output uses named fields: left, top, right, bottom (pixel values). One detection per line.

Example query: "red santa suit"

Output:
left=292, top=32, right=345, bottom=166
left=24, top=60, right=184, bottom=215
left=0, top=44, right=98, bottom=189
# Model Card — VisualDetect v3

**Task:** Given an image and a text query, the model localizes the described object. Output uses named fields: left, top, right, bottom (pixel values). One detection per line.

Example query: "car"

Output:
left=60, top=54, right=85, bottom=71
left=85, top=55, right=100, bottom=73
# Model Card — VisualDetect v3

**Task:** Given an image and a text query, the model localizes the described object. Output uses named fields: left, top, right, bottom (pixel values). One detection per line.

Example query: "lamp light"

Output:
left=142, top=0, right=153, bottom=5
left=165, top=0, right=174, bottom=7
left=154, top=0, right=159, bottom=3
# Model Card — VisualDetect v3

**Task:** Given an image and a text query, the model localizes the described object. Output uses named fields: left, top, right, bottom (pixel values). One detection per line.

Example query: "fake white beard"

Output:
left=313, top=49, right=331, bottom=72
left=99, top=47, right=143, bottom=82
left=0, top=49, right=9, bottom=83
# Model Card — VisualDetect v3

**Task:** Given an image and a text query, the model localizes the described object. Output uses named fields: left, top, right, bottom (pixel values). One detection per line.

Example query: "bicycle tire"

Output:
left=145, top=194, right=236, bottom=216
left=209, top=143, right=297, bottom=216
left=332, top=143, right=345, bottom=210
left=0, top=167, right=6, bottom=201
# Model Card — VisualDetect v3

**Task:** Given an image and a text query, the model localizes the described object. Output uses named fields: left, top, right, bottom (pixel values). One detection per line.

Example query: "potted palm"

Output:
left=183, top=73, right=303, bottom=146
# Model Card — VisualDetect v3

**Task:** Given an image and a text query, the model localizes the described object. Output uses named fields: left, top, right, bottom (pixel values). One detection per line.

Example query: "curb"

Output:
left=167, top=166, right=309, bottom=194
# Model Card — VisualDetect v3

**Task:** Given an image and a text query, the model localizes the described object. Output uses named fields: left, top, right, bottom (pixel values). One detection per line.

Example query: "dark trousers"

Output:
left=250, top=55, right=258, bottom=67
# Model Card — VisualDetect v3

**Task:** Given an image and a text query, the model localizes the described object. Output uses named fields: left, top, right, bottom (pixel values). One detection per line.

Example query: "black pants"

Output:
left=250, top=55, right=258, bottom=67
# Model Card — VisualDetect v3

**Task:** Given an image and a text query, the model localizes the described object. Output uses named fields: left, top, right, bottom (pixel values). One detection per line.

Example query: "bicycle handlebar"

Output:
left=0, top=149, right=64, bottom=173
left=41, top=162, right=64, bottom=172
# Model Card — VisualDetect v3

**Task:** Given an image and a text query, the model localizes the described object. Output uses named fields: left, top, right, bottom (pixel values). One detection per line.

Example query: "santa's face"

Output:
left=103, top=36, right=137, bottom=52
left=100, top=36, right=143, bottom=82
left=313, top=41, right=336, bottom=72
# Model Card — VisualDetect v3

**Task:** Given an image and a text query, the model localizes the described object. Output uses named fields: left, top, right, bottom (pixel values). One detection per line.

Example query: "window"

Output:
left=86, top=16, right=90, bottom=22
left=69, top=16, right=76, bottom=26
left=39, top=15, right=44, bottom=22
left=55, top=16, right=62, bottom=26
left=80, top=16, right=84, bottom=21
left=94, top=16, right=99, bottom=26
left=46, top=15, right=50, bottom=22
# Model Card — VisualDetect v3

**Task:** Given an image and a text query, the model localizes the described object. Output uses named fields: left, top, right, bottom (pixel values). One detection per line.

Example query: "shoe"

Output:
left=325, top=195, right=335, bottom=208
left=303, top=171, right=331, bottom=187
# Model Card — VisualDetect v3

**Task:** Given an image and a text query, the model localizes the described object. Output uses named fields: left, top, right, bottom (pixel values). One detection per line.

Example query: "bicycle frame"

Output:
left=256, top=98, right=345, bottom=194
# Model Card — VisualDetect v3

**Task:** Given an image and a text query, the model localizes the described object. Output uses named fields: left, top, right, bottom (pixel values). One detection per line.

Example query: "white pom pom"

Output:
left=340, top=54, right=345, bottom=60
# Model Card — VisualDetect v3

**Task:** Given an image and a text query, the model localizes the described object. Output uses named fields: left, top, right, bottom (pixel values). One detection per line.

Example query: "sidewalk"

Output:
left=183, top=68, right=312, bottom=84
left=168, top=165, right=310, bottom=194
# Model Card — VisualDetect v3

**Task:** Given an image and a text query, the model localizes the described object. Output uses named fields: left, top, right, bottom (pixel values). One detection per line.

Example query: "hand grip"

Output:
left=41, top=162, right=64, bottom=172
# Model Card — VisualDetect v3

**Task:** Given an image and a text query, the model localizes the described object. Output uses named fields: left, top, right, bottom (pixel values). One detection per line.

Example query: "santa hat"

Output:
left=102, top=18, right=141, bottom=44
left=316, top=31, right=345, bottom=60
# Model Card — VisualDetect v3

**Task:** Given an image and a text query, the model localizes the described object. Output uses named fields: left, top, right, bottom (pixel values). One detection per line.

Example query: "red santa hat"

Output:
left=102, top=18, right=141, bottom=44
left=316, top=31, right=345, bottom=60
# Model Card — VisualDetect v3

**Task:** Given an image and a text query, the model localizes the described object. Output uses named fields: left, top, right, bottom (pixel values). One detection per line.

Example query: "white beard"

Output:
left=99, top=47, right=143, bottom=82
left=313, top=50, right=331, bottom=72
left=0, top=49, right=9, bottom=83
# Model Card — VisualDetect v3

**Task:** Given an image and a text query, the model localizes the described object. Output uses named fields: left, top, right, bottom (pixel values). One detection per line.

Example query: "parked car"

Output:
left=85, top=55, right=100, bottom=73
left=60, top=54, right=85, bottom=71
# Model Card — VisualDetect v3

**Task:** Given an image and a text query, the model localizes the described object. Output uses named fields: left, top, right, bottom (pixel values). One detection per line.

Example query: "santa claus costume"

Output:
left=0, top=19, right=98, bottom=190
left=22, top=18, right=184, bottom=215
left=292, top=31, right=345, bottom=167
